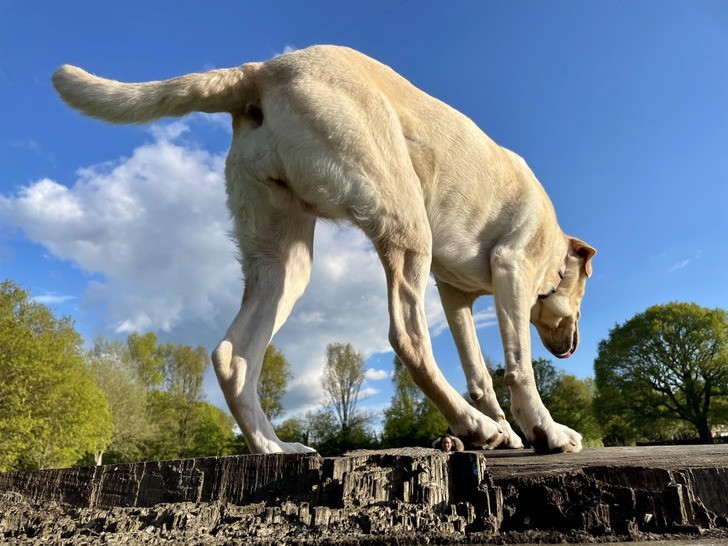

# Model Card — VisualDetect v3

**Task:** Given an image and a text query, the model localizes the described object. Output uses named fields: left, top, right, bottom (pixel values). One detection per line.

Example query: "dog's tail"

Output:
left=52, top=63, right=259, bottom=124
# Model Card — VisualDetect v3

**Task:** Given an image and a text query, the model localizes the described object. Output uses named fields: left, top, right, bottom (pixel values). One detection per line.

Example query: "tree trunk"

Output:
left=95, top=451, right=104, bottom=466
left=695, top=416, right=713, bottom=444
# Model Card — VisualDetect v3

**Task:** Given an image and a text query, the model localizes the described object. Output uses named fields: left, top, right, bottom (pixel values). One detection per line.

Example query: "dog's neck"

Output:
left=537, top=235, right=569, bottom=299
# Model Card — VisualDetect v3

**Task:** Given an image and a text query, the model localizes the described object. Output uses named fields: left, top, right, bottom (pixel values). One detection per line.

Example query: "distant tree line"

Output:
left=2, top=279, right=727, bottom=472
left=1, top=280, right=236, bottom=471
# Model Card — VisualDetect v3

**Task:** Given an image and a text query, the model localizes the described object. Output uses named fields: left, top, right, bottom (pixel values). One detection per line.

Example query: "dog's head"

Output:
left=530, top=237, right=596, bottom=359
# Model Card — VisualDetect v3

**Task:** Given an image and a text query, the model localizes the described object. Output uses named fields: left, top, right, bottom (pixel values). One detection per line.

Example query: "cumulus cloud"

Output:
left=1, top=120, right=453, bottom=416
left=358, top=387, right=380, bottom=400
left=364, top=368, right=389, bottom=381
left=189, top=112, right=231, bottom=133
left=1, top=127, right=236, bottom=336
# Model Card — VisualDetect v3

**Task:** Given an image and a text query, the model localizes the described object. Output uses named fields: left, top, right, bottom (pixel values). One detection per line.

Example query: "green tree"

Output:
left=140, top=342, right=212, bottom=459
left=304, top=409, right=341, bottom=455
left=383, top=356, right=447, bottom=447
left=0, top=280, right=113, bottom=471
left=142, top=391, right=183, bottom=459
left=164, top=344, right=208, bottom=450
left=322, top=343, right=367, bottom=433
left=312, top=343, right=377, bottom=454
left=127, top=332, right=168, bottom=390
left=595, top=302, right=728, bottom=444
left=490, top=357, right=602, bottom=446
left=276, top=417, right=307, bottom=445
left=548, top=376, right=603, bottom=447
left=490, top=357, right=562, bottom=430
left=185, top=402, right=236, bottom=457
left=122, top=333, right=236, bottom=461
left=258, top=345, right=292, bottom=421
left=88, top=337, right=157, bottom=465
left=304, top=408, right=376, bottom=456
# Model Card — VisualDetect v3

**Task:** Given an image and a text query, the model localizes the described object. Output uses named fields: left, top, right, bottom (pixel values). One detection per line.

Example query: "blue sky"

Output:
left=2, top=1, right=727, bottom=426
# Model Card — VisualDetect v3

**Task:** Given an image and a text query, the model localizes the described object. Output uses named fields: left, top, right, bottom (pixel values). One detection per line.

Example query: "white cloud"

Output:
left=274, top=45, right=298, bottom=57
left=358, top=387, right=380, bottom=400
left=189, top=112, right=232, bottom=133
left=32, top=293, right=75, bottom=305
left=473, top=306, right=498, bottom=329
left=148, top=121, right=189, bottom=142
left=8, top=138, right=41, bottom=152
left=364, top=368, right=389, bottom=381
left=428, top=301, right=495, bottom=337
left=1, top=127, right=236, bottom=337
left=669, top=259, right=690, bottom=272
left=0, top=121, right=450, bottom=416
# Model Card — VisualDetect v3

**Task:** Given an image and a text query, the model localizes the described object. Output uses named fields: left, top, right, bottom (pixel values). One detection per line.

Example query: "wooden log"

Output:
left=1, top=445, right=727, bottom=544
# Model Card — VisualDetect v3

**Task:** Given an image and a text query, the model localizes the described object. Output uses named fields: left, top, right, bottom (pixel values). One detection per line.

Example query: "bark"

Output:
left=1, top=446, right=727, bottom=544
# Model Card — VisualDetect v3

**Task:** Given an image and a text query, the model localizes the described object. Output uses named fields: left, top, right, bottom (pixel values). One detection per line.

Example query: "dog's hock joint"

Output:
left=212, top=340, right=234, bottom=380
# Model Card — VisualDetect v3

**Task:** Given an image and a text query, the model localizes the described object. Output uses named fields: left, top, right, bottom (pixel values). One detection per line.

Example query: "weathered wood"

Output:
left=1, top=445, right=727, bottom=544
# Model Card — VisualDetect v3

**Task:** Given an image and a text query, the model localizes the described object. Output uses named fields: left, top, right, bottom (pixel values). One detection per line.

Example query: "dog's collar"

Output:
left=537, top=255, right=567, bottom=300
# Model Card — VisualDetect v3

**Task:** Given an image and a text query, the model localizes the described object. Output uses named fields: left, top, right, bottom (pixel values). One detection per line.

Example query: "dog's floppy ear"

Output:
left=570, top=237, right=596, bottom=277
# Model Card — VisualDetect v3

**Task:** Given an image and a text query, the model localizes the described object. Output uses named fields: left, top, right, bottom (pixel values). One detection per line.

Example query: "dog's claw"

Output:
left=498, top=420, right=524, bottom=449
left=452, top=410, right=506, bottom=450
left=481, top=432, right=505, bottom=450
left=280, top=441, right=318, bottom=454
left=530, top=422, right=582, bottom=454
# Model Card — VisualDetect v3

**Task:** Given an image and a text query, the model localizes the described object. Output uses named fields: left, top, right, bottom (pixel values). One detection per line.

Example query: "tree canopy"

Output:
left=122, top=333, right=237, bottom=460
left=382, top=355, right=447, bottom=447
left=595, top=302, right=728, bottom=444
left=490, top=357, right=602, bottom=446
left=0, top=280, right=113, bottom=471
left=258, top=345, right=292, bottom=421
left=322, top=342, right=366, bottom=431
left=10, top=275, right=726, bottom=466
left=309, top=342, right=375, bottom=455
left=88, top=337, right=156, bottom=465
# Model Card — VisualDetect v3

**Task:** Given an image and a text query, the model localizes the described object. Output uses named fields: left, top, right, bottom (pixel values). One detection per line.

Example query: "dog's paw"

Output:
left=278, top=441, right=318, bottom=454
left=529, top=421, right=582, bottom=454
left=451, top=410, right=507, bottom=450
left=498, top=419, right=524, bottom=449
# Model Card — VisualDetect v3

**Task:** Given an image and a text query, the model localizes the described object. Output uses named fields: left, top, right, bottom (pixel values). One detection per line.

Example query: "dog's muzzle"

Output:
left=552, top=328, right=579, bottom=359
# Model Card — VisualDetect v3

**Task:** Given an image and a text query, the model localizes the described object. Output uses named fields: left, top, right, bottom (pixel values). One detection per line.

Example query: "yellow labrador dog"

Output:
left=53, top=45, right=595, bottom=455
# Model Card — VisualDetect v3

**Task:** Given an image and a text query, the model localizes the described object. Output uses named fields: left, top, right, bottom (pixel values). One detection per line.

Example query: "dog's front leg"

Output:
left=436, top=280, right=523, bottom=448
left=491, top=253, right=582, bottom=453
left=377, top=243, right=506, bottom=450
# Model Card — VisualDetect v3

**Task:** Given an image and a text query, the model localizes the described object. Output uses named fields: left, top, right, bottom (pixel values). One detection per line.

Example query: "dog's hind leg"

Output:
left=436, top=280, right=524, bottom=448
left=212, top=186, right=316, bottom=454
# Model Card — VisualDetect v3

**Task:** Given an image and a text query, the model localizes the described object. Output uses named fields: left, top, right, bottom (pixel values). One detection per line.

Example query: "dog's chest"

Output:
left=430, top=254, right=493, bottom=294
